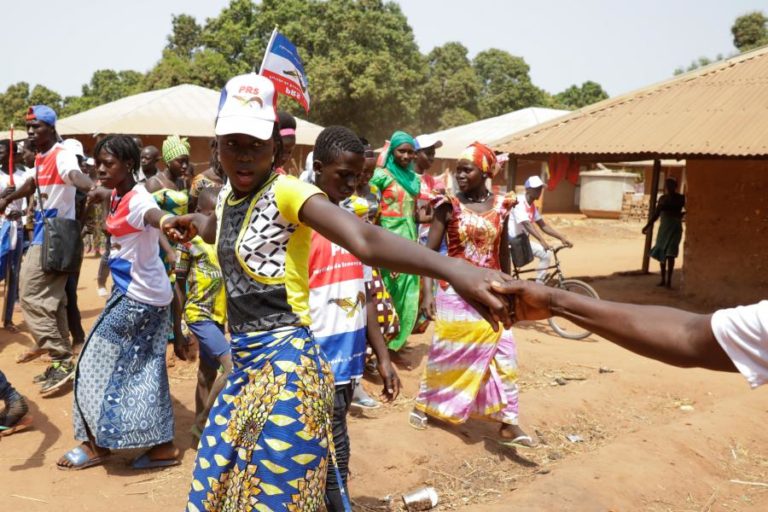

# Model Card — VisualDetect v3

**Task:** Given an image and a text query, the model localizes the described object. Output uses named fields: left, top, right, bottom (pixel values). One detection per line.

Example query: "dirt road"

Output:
left=2, top=217, right=766, bottom=511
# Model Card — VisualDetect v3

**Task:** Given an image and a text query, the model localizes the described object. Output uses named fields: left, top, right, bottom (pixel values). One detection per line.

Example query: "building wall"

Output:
left=684, top=159, right=768, bottom=306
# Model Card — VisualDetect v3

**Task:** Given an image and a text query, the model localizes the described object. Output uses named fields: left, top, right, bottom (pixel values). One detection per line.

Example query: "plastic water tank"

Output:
left=579, top=170, right=638, bottom=218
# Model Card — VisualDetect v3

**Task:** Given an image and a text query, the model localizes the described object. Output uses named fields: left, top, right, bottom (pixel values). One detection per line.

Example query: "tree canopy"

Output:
left=1, top=0, right=611, bottom=142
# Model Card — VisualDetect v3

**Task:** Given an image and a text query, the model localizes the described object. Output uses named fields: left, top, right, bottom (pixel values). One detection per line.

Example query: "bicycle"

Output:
left=511, top=245, right=600, bottom=340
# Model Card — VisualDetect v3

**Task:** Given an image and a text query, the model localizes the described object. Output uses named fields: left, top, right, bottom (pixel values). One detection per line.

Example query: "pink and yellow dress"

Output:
left=415, top=194, right=522, bottom=425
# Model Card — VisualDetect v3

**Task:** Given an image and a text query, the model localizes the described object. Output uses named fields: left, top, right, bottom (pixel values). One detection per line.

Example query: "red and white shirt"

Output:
left=308, top=231, right=368, bottom=385
left=106, top=185, right=172, bottom=307
left=508, top=193, right=542, bottom=237
left=31, top=143, right=79, bottom=245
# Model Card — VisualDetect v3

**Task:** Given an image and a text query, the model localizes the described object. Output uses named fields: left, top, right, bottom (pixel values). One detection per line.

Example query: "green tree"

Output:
left=554, top=80, right=609, bottom=109
left=62, top=69, right=145, bottom=115
left=418, top=42, right=480, bottom=132
left=167, top=14, right=202, bottom=58
left=0, top=82, right=66, bottom=128
left=473, top=49, right=548, bottom=119
left=0, top=82, right=33, bottom=127
left=732, top=11, right=768, bottom=52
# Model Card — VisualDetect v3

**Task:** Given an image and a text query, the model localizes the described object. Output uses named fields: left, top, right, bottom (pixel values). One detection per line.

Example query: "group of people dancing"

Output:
left=1, top=72, right=542, bottom=511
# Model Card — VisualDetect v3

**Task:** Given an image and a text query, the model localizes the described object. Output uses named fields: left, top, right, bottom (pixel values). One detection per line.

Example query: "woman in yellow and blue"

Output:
left=167, top=73, right=516, bottom=512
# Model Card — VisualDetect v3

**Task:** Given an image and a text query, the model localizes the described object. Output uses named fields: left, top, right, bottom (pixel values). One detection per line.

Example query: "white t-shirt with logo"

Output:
left=0, top=165, right=30, bottom=215
left=32, top=143, right=79, bottom=245
left=106, top=184, right=172, bottom=307
left=508, top=193, right=542, bottom=237
left=711, top=300, right=768, bottom=388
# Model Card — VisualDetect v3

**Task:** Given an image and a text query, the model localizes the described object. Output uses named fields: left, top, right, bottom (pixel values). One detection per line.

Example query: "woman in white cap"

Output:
left=166, top=73, right=517, bottom=512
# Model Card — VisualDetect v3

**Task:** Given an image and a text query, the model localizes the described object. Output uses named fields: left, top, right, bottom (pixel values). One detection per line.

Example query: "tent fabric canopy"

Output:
left=425, top=107, right=569, bottom=160
left=1, top=84, right=324, bottom=145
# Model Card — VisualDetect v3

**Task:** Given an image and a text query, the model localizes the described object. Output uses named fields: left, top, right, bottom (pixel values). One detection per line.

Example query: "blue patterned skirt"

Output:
left=73, top=290, right=174, bottom=449
left=186, top=326, right=335, bottom=512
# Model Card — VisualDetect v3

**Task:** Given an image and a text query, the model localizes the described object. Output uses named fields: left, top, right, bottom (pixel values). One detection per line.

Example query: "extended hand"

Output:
left=377, top=359, right=401, bottom=402
left=419, top=295, right=436, bottom=320
left=448, top=262, right=515, bottom=330
left=490, top=279, right=554, bottom=322
left=163, top=214, right=198, bottom=243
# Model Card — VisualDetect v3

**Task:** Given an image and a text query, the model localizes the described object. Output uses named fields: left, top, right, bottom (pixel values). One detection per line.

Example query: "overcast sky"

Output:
left=2, top=0, right=765, bottom=99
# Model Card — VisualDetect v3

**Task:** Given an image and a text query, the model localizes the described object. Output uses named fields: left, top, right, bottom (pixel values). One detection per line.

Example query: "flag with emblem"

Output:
left=259, top=28, right=310, bottom=113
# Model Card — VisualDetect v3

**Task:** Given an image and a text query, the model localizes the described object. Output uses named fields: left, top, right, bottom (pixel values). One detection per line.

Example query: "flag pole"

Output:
left=258, top=26, right=279, bottom=75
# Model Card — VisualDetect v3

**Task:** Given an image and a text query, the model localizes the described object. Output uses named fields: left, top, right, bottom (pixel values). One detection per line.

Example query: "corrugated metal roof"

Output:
left=1, top=84, right=323, bottom=145
left=495, top=46, right=768, bottom=158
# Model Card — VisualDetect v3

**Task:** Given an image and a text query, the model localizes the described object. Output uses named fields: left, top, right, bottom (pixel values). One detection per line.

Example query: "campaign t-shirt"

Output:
left=106, top=184, right=172, bottom=307
left=31, top=143, right=80, bottom=245
left=508, top=193, right=542, bottom=237
left=711, top=300, right=768, bottom=388
left=308, top=230, right=367, bottom=385
left=0, top=165, right=30, bottom=215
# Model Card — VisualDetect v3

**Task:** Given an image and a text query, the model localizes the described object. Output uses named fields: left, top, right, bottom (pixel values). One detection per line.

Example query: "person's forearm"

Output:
left=549, top=288, right=736, bottom=371
left=523, top=222, right=547, bottom=245
left=3, top=178, right=35, bottom=203
left=338, top=221, right=464, bottom=282
left=69, top=170, right=95, bottom=193
left=365, top=300, right=392, bottom=366
left=540, top=224, right=567, bottom=242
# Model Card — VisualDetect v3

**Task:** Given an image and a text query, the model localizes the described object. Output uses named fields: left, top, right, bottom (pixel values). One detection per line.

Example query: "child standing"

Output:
left=307, top=126, right=401, bottom=511
left=412, top=142, right=535, bottom=447
left=174, top=186, right=232, bottom=441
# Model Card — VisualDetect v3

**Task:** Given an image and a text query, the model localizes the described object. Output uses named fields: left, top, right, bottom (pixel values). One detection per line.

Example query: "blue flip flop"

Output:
left=131, top=453, right=181, bottom=470
left=57, top=445, right=109, bottom=471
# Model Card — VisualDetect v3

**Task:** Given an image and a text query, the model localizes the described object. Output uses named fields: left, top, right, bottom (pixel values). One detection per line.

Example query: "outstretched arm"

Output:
left=491, top=279, right=736, bottom=372
left=536, top=218, right=572, bottom=247
left=301, top=195, right=511, bottom=329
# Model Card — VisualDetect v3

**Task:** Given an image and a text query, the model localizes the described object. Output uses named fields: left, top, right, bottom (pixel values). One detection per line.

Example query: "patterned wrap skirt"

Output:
left=187, top=326, right=335, bottom=512
left=415, top=286, right=519, bottom=425
left=73, top=290, right=174, bottom=449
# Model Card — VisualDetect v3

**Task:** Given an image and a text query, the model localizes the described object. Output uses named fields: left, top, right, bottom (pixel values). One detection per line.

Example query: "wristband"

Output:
left=159, top=213, right=175, bottom=230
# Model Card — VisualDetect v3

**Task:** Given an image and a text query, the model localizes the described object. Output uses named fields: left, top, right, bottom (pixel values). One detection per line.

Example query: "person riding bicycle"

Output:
left=508, top=176, right=573, bottom=282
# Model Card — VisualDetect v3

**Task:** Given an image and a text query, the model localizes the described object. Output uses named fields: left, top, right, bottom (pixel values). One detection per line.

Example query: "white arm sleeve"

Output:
left=711, top=300, right=768, bottom=388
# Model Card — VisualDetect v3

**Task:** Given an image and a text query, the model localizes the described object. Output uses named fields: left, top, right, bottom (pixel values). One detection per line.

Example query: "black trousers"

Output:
left=325, top=383, right=353, bottom=512
left=65, top=272, right=85, bottom=345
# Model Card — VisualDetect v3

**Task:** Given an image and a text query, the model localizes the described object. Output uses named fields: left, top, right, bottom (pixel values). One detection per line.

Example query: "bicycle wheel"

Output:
left=547, top=279, right=600, bottom=340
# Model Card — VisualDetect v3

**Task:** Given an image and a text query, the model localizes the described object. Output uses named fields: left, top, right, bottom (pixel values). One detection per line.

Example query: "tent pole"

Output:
left=642, top=159, right=661, bottom=273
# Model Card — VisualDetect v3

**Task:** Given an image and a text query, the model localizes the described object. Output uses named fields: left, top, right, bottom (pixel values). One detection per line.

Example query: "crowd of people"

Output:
left=0, top=71, right=765, bottom=511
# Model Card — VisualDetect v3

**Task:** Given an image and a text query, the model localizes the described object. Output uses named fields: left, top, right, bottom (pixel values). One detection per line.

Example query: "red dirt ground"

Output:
left=1, top=216, right=766, bottom=511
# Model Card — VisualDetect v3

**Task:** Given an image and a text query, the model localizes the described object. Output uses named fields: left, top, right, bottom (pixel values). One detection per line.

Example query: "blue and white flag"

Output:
left=259, top=29, right=310, bottom=112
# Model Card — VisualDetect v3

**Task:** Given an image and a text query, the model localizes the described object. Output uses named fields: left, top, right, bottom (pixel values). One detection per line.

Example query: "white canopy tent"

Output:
left=1, top=84, right=323, bottom=145
left=55, top=84, right=323, bottom=144
left=429, top=107, right=569, bottom=160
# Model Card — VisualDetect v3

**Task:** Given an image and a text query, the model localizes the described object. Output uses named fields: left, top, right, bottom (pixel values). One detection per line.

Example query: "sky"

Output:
left=2, top=0, right=766, bottom=99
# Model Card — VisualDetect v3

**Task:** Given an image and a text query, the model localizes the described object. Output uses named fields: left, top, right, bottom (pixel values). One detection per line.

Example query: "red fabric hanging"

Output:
left=547, top=154, right=580, bottom=191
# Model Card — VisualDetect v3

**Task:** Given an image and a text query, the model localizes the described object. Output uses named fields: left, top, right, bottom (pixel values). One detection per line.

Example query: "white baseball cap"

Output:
left=215, top=73, right=278, bottom=140
left=414, top=134, right=443, bottom=151
left=62, top=138, right=85, bottom=158
left=525, top=175, right=545, bottom=189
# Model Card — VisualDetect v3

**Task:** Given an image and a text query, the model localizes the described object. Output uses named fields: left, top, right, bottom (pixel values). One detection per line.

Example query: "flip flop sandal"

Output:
left=0, top=415, right=32, bottom=437
left=15, top=349, right=46, bottom=364
left=408, top=411, right=428, bottom=431
left=57, top=445, right=109, bottom=471
left=131, top=453, right=181, bottom=470
left=497, top=435, right=537, bottom=449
